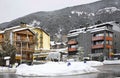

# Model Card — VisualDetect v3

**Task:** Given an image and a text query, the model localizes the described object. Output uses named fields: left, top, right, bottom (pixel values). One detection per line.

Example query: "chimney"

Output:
left=20, top=22, right=27, bottom=27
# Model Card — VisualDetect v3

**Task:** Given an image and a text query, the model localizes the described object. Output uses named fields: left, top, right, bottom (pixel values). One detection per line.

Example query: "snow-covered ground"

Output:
left=0, top=67, right=16, bottom=73
left=16, top=61, right=103, bottom=77
left=103, top=60, right=120, bottom=65
left=2, top=60, right=120, bottom=76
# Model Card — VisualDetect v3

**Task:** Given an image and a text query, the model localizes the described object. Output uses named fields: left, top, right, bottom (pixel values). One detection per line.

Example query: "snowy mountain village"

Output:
left=0, top=21, right=120, bottom=76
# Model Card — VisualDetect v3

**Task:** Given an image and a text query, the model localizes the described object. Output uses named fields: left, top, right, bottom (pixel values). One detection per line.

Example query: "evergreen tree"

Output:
left=0, top=41, right=16, bottom=66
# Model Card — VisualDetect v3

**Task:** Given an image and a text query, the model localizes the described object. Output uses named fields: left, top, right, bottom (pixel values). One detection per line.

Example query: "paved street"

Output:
left=96, top=64, right=120, bottom=77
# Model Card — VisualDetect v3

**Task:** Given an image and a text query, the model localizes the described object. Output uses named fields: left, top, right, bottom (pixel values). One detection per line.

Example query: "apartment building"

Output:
left=67, top=21, right=120, bottom=61
left=29, top=26, right=50, bottom=61
left=0, top=31, right=4, bottom=44
left=0, top=24, right=35, bottom=64
left=0, top=23, right=50, bottom=63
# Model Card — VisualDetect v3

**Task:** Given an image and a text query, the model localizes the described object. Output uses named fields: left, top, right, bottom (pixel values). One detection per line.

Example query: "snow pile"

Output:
left=16, top=61, right=102, bottom=77
left=0, top=67, right=16, bottom=73
left=103, top=60, right=120, bottom=65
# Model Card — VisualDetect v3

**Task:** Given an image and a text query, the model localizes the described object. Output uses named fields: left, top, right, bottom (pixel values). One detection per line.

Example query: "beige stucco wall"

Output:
left=32, top=28, right=50, bottom=52
left=42, top=31, right=50, bottom=50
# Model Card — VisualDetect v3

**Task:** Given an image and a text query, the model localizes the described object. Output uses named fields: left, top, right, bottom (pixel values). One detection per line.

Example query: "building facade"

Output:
left=0, top=25, right=35, bottom=64
left=30, top=27, right=50, bottom=51
left=29, top=27, right=50, bottom=61
left=0, top=31, right=4, bottom=44
left=0, top=24, right=50, bottom=63
left=13, top=28, right=35, bottom=63
left=67, top=21, right=120, bottom=61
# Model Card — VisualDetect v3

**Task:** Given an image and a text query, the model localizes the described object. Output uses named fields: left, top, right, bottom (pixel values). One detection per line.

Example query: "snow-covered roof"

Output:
left=12, top=28, right=29, bottom=32
left=89, top=26, right=108, bottom=33
left=50, top=41, right=56, bottom=46
left=4, top=25, right=21, bottom=31
left=30, top=26, right=50, bottom=36
left=56, top=42, right=62, bottom=45
left=67, top=33, right=79, bottom=37
left=50, top=41, right=66, bottom=46
left=12, top=27, right=35, bottom=34
left=4, top=24, right=32, bottom=31
left=89, top=21, right=115, bottom=28
left=68, top=21, right=117, bottom=36
left=0, top=30, right=5, bottom=34
left=67, top=29, right=84, bottom=37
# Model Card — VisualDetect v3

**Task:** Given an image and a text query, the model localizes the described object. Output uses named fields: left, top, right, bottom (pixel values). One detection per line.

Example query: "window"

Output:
left=109, top=33, right=113, bottom=37
left=17, top=35, right=21, bottom=40
left=95, top=41, right=104, bottom=45
left=71, top=45, right=78, bottom=48
left=106, top=32, right=109, bottom=36
left=109, top=48, right=112, bottom=52
left=106, top=41, right=108, bottom=44
left=109, top=41, right=112, bottom=45
left=96, top=33, right=104, bottom=37
left=114, top=42, right=116, bottom=45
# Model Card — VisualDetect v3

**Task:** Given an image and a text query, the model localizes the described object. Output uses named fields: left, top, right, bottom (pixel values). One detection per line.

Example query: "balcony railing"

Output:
left=92, top=36, right=104, bottom=41
left=0, top=39, right=4, bottom=43
left=106, top=44, right=112, bottom=48
left=68, top=48, right=77, bottom=52
left=105, top=36, right=113, bottom=41
left=92, top=36, right=113, bottom=41
left=15, top=39, right=34, bottom=43
left=68, top=40, right=78, bottom=45
left=92, top=44, right=104, bottom=49
left=16, top=47, right=34, bottom=52
left=92, top=44, right=112, bottom=49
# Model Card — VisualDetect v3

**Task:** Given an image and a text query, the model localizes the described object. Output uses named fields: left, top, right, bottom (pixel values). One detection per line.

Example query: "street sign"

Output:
left=4, top=56, right=10, bottom=60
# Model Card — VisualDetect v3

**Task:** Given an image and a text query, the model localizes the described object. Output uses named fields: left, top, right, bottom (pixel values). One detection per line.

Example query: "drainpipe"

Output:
left=103, top=31, right=107, bottom=60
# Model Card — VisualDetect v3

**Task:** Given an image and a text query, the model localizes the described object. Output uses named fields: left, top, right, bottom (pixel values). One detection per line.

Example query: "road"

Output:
left=96, top=64, right=120, bottom=77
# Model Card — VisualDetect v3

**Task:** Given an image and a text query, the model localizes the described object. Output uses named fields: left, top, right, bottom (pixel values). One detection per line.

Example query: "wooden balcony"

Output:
left=68, top=48, right=77, bottom=52
left=16, top=47, right=34, bottom=52
left=68, top=40, right=78, bottom=45
left=15, top=55, right=22, bottom=60
left=92, top=36, right=104, bottom=41
left=22, top=48, right=34, bottom=52
left=16, top=54, right=33, bottom=61
left=0, top=39, right=4, bottom=43
left=106, top=44, right=112, bottom=48
left=26, top=58, right=33, bottom=60
left=15, top=39, right=34, bottom=44
left=92, top=44, right=112, bottom=49
left=92, top=36, right=113, bottom=41
left=105, top=36, right=113, bottom=41
left=92, top=44, right=104, bottom=49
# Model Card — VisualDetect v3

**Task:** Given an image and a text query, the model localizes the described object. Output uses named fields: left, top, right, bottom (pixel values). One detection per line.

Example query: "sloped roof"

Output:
left=12, top=27, right=35, bottom=35
left=30, top=27, right=50, bottom=36
left=0, top=31, right=5, bottom=34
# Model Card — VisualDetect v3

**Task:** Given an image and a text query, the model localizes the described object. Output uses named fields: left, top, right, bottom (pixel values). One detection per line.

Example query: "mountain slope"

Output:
left=0, top=0, right=120, bottom=41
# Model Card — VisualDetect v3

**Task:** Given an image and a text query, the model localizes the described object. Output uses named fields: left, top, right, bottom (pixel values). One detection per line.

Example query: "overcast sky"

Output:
left=0, top=0, right=100, bottom=23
